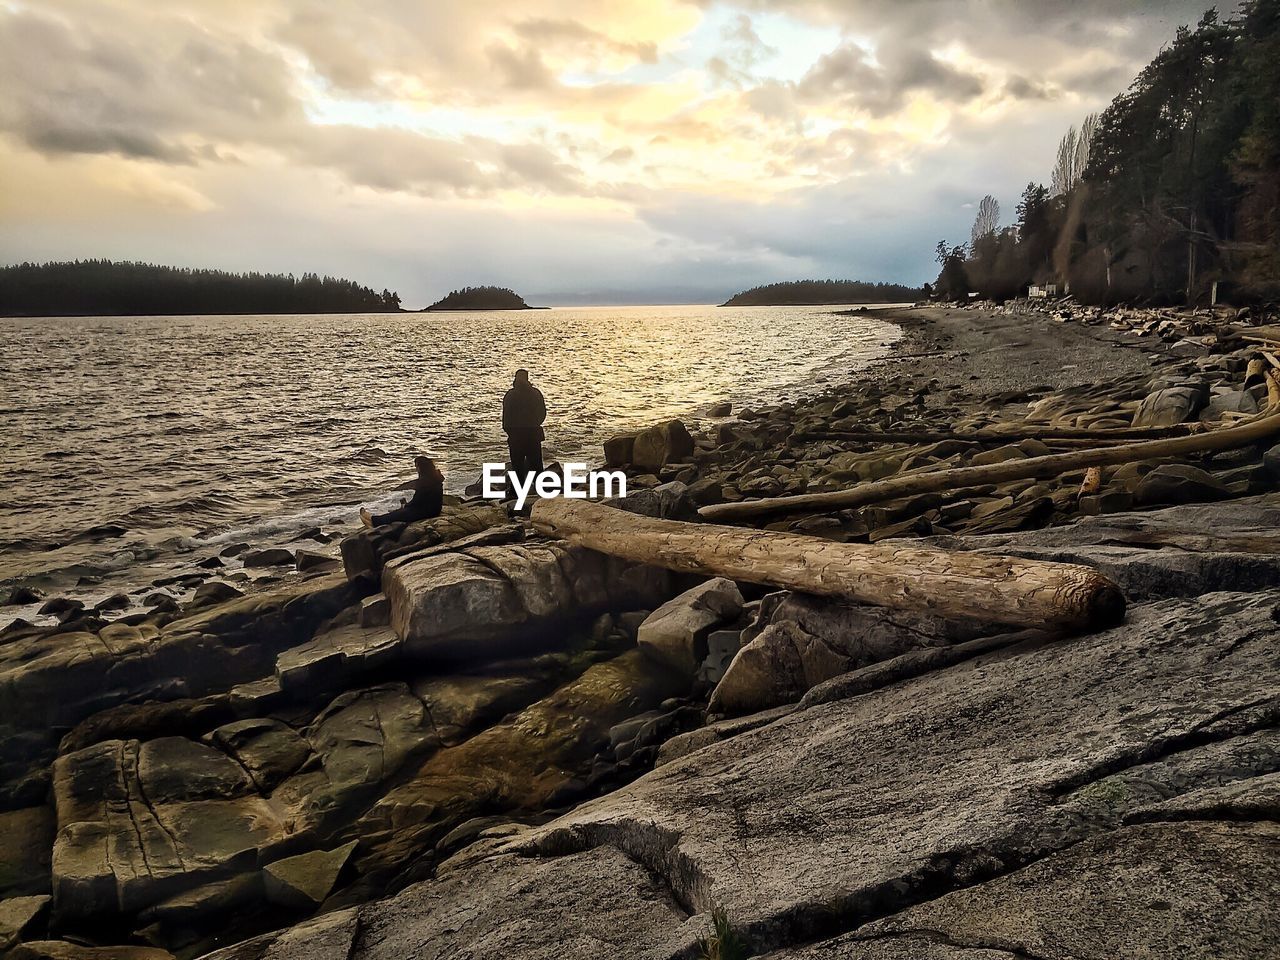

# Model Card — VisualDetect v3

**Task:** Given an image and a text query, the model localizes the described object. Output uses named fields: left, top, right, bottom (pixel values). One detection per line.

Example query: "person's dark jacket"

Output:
left=502, top=383, right=547, bottom=440
left=404, top=476, right=443, bottom=518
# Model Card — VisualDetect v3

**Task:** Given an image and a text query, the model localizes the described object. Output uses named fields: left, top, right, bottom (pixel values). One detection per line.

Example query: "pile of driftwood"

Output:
left=533, top=364, right=1280, bottom=639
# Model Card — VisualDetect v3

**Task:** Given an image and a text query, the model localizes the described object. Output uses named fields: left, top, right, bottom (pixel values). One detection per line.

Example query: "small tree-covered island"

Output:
left=422, top=286, right=543, bottom=311
left=722, top=279, right=924, bottom=306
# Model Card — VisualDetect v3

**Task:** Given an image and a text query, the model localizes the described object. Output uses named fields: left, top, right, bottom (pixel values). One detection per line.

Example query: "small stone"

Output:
left=359, top=594, right=390, bottom=628
left=94, top=593, right=131, bottom=612
left=37, top=597, right=83, bottom=619
left=241, top=548, right=297, bottom=568
left=295, top=550, right=339, bottom=573
left=192, top=581, right=244, bottom=606
left=2, top=586, right=43, bottom=607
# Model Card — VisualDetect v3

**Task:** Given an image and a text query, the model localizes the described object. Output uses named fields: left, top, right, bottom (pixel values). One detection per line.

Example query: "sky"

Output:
left=0, top=0, right=1223, bottom=307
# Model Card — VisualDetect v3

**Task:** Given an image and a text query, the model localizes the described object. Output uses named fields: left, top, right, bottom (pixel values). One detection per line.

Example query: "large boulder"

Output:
left=1131, top=383, right=1208, bottom=427
left=709, top=592, right=980, bottom=716
left=382, top=529, right=672, bottom=661
left=274, top=623, right=401, bottom=695
left=630, top=419, right=694, bottom=473
left=602, top=433, right=637, bottom=467
left=1134, top=463, right=1230, bottom=507
left=636, top=578, right=743, bottom=674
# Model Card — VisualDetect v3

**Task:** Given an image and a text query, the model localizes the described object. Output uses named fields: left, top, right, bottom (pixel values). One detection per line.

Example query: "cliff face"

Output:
left=199, top=495, right=1280, bottom=960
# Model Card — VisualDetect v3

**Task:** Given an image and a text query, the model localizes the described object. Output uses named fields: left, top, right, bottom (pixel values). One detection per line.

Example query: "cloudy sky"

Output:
left=0, top=0, right=1219, bottom=306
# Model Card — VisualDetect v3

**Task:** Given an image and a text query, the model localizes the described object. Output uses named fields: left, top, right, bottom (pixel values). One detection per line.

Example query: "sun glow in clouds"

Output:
left=0, top=0, right=1213, bottom=305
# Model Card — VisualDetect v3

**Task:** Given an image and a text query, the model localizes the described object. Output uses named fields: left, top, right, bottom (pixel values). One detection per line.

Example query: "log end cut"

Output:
left=1052, top=568, right=1127, bottom=631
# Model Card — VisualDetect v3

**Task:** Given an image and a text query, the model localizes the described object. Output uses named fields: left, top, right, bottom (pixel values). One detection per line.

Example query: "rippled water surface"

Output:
left=0, top=304, right=902, bottom=604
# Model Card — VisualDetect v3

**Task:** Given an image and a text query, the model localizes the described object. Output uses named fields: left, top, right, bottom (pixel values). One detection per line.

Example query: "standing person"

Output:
left=360, top=455, right=444, bottom=528
left=503, top=369, right=546, bottom=484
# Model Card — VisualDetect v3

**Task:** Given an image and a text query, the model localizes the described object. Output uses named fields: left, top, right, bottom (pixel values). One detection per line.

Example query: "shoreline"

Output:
left=4, top=302, right=1280, bottom=957
left=0, top=306, right=905, bottom=629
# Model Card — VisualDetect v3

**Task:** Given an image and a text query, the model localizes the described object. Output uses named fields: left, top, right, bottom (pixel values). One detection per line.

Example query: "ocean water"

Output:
left=0, top=304, right=902, bottom=617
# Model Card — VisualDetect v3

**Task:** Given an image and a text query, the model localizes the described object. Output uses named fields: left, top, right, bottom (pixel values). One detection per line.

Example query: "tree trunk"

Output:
left=701, top=404, right=1280, bottom=523
left=530, top=499, right=1125, bottom=632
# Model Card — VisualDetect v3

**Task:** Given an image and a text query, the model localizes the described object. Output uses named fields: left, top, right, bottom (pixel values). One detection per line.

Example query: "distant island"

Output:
left=722, top=279, right=924, bottom=307
left=0, top=260, right=403, bottom=317
left=423, top=286, right=544, bottom=311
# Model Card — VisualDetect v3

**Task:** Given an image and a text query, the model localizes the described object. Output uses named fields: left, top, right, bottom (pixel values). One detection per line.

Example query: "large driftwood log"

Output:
left=703, top=405, right=1280, bottom=523
left=530, top=498, right=1124, bottom=631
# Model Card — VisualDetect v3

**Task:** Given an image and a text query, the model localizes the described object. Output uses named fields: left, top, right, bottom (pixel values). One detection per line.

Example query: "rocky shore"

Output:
left=3, top=303, right=1279, bottom=959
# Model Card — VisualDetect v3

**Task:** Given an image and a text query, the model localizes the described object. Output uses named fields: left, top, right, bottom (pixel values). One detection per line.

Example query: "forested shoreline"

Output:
left=935, top=0, right=1279, bottom=306
left=0, top=260, right=403, bottom=316
left=722, top=279, right=923, bottom=306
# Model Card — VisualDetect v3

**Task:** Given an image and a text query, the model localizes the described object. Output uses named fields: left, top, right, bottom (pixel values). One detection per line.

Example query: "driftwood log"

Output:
left=795, top=422, right=1202, bottom=446
left=702, top=403, right=1280, bottom=523
left=530, top=498, right=1125, bottom=631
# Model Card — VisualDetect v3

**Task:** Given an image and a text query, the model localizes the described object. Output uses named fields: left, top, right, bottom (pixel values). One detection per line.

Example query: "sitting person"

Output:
left=360, top=455, right=444, bottom=528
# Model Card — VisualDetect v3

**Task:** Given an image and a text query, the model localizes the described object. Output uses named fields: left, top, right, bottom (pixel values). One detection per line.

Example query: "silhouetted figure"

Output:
left=503, top=369, right=546, bottom=483
left=360, top=456, right=444, bottom=528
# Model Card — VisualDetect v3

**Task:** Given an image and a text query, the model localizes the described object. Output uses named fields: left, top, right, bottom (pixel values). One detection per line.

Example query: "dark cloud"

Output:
left=25, top=124, right=195, bottom=164
left=1003, top=75, right=1058, bottom=101
left=486, top=43, right=557, bottom=90
left=0, top=2, right=587, bottom=201
left=793, top=42, right=986, bottom=116
left=0, top=6, right=298, bottom=162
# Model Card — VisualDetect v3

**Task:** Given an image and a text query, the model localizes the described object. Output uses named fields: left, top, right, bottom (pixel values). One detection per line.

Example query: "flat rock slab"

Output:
left=0, top=895, right=50, bottom=951
left=925, top=494, right=1280, bottom=600
left=216, top=587, right=1280, bottom=958
left=0, top=576, right=355, bottom=794
left=263, top=842, right=357, bottom=908
left=275, top=623, right=401, bottom=694
left=52, top=739, right=287, bottom=919
left=763, top=820, right=1280, bottom=959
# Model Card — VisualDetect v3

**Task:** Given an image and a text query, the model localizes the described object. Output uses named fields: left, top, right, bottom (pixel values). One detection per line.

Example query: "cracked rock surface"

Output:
left=203, top=581, right=1280, bottom=960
